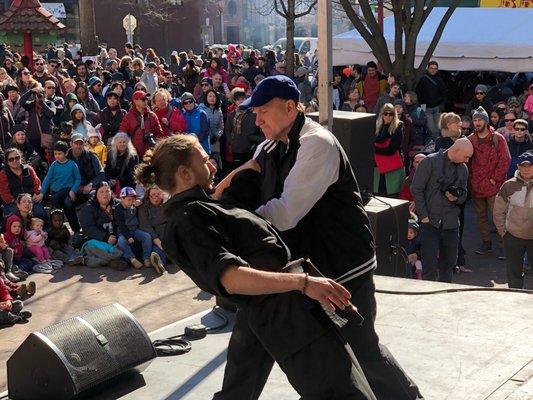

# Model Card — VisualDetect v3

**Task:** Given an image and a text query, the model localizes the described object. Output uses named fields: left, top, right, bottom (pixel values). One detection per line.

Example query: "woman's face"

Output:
left=17, top=195, right=33, bottom=214
left=404, top=94, right=413, bottom=105
left=76, top=88, right=87, bottom=100
left=149, top=189, right=163, bottom=206
left=154, top=94, right=167, bottom=109
left=504, top=113, right=516, bottom=128
left=207, top=91, right=217, bottom=106
left=514, top=124, right=527, bottom=139
left=96, top=185, right=112, bottom=205
left=116, top=138, right=128, bottom=153
left=448, top=120, right=461, bottom=135
left=6, top=150, right=21, bottom=169
left=13, top=130, right=26, bottom=144
left=490, top=112, right=500, bottom=125
left=210, top=60, right=217, bottom=69
left=21, top=69, right=31, bottom=82
left=349, top=89, right=360, bottom=101
left=113, top=86, right=124, bottom=96
left=382, top=110, right=395, bottom=123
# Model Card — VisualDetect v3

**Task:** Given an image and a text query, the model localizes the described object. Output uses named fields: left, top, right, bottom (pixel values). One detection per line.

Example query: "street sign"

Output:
left=122, top=14, right=137, bottom=31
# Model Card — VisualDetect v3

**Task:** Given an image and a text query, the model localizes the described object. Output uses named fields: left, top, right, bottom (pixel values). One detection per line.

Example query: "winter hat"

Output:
left=111, top=72, right=125, bottom=82
left=180, top=92, right=195, bottom=103
left=472, top=106, right=489, bottom=123
left=507, top=96, right=520, bottom=106
left=65, top=93, right=78, bottom=103
left=88, top=76, right=102, bottom=88
left=120, top=186, right=137, bottom=198
left=475, top=84, right=488, bottom=94
left=87, top=126, right=101, bottom=140
left=408, top=219, right=419, bottom=232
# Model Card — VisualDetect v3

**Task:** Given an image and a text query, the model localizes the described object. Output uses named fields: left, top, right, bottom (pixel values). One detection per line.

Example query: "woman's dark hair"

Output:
left=90, top=181, right=113, bottom=204
left=136, top=135, right=198, bottom=192
left=203, top=89, right=221, bottom=109
left=16, top=193, right=32, bottom=204
left=75, top=81, right=89, bottom=99
left=4, top=147, right=21, bottom=161
left=210, top=57, right=221, bottom=70
left=170, top=54, right=178, bottom=64
left=54, top=141, right=69, bottom=153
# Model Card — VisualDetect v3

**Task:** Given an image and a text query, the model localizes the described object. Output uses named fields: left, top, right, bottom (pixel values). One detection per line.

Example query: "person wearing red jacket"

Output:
left=468, top=107, right=511, bottom=257
left=151, top=88, right=186, bottom=136
left=118, top=90, right=164, bottom=157
left=0, top=275, right=32, bottom=325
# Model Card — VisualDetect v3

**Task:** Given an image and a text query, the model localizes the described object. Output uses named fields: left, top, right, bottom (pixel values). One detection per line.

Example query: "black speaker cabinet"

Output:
left=365, top=196, right=409, bottom=277
left=308, top=111, right=376, bottom=194
left=7, top=303, right=156, bottom=400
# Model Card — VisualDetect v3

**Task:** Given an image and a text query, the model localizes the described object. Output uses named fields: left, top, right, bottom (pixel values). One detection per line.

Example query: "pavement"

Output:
left=0, top=201, right=531, bottom=394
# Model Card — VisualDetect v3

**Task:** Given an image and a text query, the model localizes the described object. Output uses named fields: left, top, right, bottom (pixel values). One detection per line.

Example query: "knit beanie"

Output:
left=475, top=84, right=488, bottom=94
left=472, top=106, right=489, bottom=123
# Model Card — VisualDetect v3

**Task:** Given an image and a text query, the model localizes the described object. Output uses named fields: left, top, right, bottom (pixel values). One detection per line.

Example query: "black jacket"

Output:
left=79, top=198, right=119, bottom=242
left=99, top=106, right=126, bottom=143
left=416, top=73, right=447, bottom=108
left=225, top=109, right=264, bottom=155
left=104, top=152, right=139, bottom=189
left=67, top=149, right=105, bottom=186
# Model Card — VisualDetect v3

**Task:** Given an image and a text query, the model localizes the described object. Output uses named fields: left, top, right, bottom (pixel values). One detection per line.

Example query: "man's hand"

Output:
left=489, top=178, right=496, bottom=186
left=107, top=235, right=117, bottom=245
left=445, top=191, right=458, bottom=202
left=153, top=238, right=163, bottom=249
left=421, top=217, right=430, bottom=223
left=304, top=276, right=351, bottom=311
left=68, top=191, right=76, bottom=201
left=34, top=193, right=44, bottom=203
left=128, top=237, right=134, bottom=244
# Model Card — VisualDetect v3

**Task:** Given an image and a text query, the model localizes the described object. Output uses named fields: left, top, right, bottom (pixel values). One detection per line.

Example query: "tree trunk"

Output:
left=78, top=0, right=98, bottom=55
left=285, top=0, right=296, bottom=78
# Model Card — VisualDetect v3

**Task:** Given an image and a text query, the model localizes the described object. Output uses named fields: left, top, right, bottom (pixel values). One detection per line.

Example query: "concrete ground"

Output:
left=0, top=201, right=531, bottom=394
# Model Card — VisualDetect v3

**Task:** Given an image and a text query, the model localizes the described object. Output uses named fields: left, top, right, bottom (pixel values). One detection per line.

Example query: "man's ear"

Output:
left=176, top=164, right=190, bottom=181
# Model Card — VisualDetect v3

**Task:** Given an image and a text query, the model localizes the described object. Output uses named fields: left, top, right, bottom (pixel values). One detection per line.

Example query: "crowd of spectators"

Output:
left=0, top=40, right=531, bottom=326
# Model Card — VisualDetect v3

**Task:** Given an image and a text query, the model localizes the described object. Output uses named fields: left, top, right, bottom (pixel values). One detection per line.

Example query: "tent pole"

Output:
left=317, top=0, right=332, bottom=131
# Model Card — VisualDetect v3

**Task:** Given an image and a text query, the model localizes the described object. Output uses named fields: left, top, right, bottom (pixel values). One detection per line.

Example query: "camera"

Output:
left=143, top=132, right=157, bottom=147
left=443, top=185, right=465, bottom=198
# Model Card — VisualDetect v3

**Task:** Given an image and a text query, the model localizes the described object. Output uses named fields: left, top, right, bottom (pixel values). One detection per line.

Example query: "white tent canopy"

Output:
left=333, top=8, right=533, bottom=72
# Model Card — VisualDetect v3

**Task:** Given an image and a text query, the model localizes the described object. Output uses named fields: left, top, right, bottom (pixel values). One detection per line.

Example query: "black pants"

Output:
left=213, top=293, right=376, bottom=400
left=51, top=188, right=81, bottom=232
left=503, top=233, right=533, bottom=289
left=343, top=272, right=423, bottom=399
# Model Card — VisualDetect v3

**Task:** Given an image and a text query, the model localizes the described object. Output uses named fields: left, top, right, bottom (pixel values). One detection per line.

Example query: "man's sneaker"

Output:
left=19, top=310, right=32, bottom=319
left=26, top=281, right=36, bottom=296
left=143, top=259, right=152, bottom=268
left=150, top=252, right=166, bottom=275
left=108, top=259, right=129, bottom=271
left=5, top=271, right=20, bottom=282
left=5, top=314, right=23, bottom=324
left=16, top=284, right=27, bottom=298
left=32, top=264, right=54, bottom=274
left=130, top=258, right=143, bottom=269
left=67, top=255, right=85, bottom=266
left=49, top=260, right=64, bottom=270
left=475, top=241, right=492, bottom=255
left=12, top=265, right=28, bottom=280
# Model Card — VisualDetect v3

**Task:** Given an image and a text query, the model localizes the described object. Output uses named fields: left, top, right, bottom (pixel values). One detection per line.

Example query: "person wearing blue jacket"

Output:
left=181, top=92, right=210, bottom=154
left=36, top=141, right=82, bottom=232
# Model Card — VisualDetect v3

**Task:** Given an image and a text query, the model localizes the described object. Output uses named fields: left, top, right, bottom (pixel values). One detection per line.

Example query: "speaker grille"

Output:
left=38, top=304, right=155, bottom=393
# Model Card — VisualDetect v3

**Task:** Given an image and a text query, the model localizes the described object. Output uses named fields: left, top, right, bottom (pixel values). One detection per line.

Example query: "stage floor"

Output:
left=3, top=276, right=532, bottom=400
left=89, top=276, right=533, bottom=400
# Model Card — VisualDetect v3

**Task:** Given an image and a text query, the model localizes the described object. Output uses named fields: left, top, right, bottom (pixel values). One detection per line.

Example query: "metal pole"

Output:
left=317, top=0, right=332, bottom=131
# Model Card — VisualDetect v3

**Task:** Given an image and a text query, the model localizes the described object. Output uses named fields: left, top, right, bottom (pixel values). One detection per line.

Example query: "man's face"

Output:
left=201, top=82, right=212, bottom=93
left=254, top=98, right=296, bottom=141
left=77, top=65, right=86, bottom=76
left=185, top=144, right=217, bottom=194
left=34, top=59, right=45, bottom=73
left=508, top=103, right=520, bottom=113
left=45, top=83, right=56, bottom=96
left=258, top=59, right=265, bottom=68
left=183, top=99, right=195, bottom=111
left=121, top=196, right=135, bottom=208
left=109, top=49, right=117, bottom=59
left=461, top=121, right=471, bottom=134
left=517, top=163, right=533, bottom=180
left=513, top=124, right=527, bottom=140
left=92, top=82, right=102, bottom=93
left=8, top=90, right=18, bottom=101
left=472, top=118, right=487, bottom=133
left=390, top=85, right=400, bottom=96
left=427, top=64, right=438, bottom=76
left=212, top=74, right=222, bottom=87
left=71, top=140, right=84, bottom=156
left=367, top=67, right=376, bottom=77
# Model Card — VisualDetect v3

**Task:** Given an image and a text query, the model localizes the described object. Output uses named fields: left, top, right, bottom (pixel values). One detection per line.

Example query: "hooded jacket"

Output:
left=70, top=104, right=93, bottom=138
left=4, top=215, right=24, bottom=257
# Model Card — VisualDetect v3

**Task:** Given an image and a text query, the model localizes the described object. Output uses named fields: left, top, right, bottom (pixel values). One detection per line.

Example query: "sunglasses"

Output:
left=22, top=71, right=30, bottom=76
left=7, top=155, right=20, bottom=162
left=34, top=63, right=44, bottom=66
left=201, top=83, right=210, bottom=87
left=515, top=127, right=527, bottom=131
left=45, top=86, right=55, bottom=89
left=461, top=127, right=470, bottom=130
left=383, top=112, right=395, bottom=116
left=504, top=119, right=516, bottom=123
left=49, top=64, right=58, bottom=68
left=475, top=92, right=485, bottom=95
left=183, top=100, right=194, bottom=105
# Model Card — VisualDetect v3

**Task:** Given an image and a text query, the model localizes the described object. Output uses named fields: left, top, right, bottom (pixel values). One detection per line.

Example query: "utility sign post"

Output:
left=122, top=14, right=137, bottom=44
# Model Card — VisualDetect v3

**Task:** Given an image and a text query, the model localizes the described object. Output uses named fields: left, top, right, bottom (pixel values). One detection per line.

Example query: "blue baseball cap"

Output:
left=518, top=150, right=533, bottom=165
left=241, top=75, right=300, bottom=108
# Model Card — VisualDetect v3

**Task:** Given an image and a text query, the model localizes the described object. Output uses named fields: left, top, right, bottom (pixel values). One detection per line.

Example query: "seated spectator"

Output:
left=70, top=103, right=93, bottom=138
left=20, top=85, right=55, bottom=156
left=37, top=141, right=81, bottom=233
left=114, top=187, right=165, bottom=274
left=374, top=82, right=401, bottom=114
left=0, top=148, right=47, bottom=220
left=105, top=132, right=139, bottom=195
left=152, top=88, right=186, bottom=136
left=489, top=108, right=503, bottom=130
left=493, top=151, right=533, bottom=289
left=138, top=187, right=168, bottom=267
left=0, top=276, right=32, bottom=325
left=59, top=93, right=78, bottom=124
left=108, top=82, right=131, bottom=110
left=140, top=62, right=159, bottom=95
left=342, top=88, right=363, bottom=112
left=405, top=220, right=422, bottom=279
left=99, top=90, right=126, bottom=144
left=78, top=182, right=128, bottom=269
left=67, top=133, right=105, bottom=205
left=88, top=76, right=105, bottom=109
left=86, top=127, right=107, bottom=168
left=46, top=209, right=83, bottom=265
left=0, top=231, right=28, bottom=283
left=403, top=91, right=427, bottom=144
left=0, top=93, right=14, bottom=148
left=43, top=80, right=64, bottom=126
left=507, top=119, right=533, bottom=178
left=4, top=84, right=29, bottom=131
left=7, top=130, right=48, bottom=178
left=24, top=217, right=61, bottom=269
left=497, top=111, right=517, bottom=141
left=465, top=84, right=493, bottom=117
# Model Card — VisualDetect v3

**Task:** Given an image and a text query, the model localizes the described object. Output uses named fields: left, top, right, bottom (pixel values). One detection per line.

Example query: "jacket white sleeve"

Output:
left=255, top=130, right=340, bottom=231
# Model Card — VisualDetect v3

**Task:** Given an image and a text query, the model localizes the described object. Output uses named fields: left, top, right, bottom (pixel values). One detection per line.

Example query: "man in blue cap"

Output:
left=216, top=75, right=422, bottom=399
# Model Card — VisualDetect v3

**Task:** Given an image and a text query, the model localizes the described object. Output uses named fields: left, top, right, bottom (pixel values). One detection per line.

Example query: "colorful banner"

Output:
left=480, top=0, right=532, bottom=7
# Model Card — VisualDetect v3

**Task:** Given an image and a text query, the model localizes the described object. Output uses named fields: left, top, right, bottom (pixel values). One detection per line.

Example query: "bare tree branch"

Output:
left=295, top=0, right=317, bottom=18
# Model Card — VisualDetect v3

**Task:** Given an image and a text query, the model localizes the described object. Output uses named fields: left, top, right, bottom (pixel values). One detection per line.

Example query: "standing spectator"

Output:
left=181, top=92, right=210, bottom=154
left=119, top=90, right=163, bottom=157
left=507, top=119, right=533, bottom=178
left=373, top=103, right=405, bottom=196
left=356, top=61, right=387, bottom=112
left=465, top=84, right=494, bottom=117
left=416, top=61, right=447, bottom=140
left=295, top=67, right=313, bottom=104
left=331, top=72, right=344, bottom=110
left=204, top=57, right=228, bottom=84
left=199, top=89, right=224, bottom=170
left=468, top=107, right=511, bottom=257
left=139, top=62, right=159, bottom=96
left=32, top=58, right=58, bottom=88
left=411, top=138, right=472, bottom=282
left=374, top=82, right=401, bottom=114
left=43, top=80, right=64, bottom=126
left=20, top=85, right=55, bottom=157
left=105, top=132, right=139, bottom=194
left=88, top=76, right=105, bottom=109
left=75, top=82, right=100, bottom=124
left=493, top=151, right=533, bottom=289
left=99, top=91, right=126, bottom=144
left=196, top=77, right=213, bottom=104
left=182, top=59, right=200, bottom=94
left=342, top=65, right=363, bottom=98
left=497, top=111, right=516, bottom=141
left=342, top=88, right=363, bottom=112
left=403, top=91, right=427, bottom=144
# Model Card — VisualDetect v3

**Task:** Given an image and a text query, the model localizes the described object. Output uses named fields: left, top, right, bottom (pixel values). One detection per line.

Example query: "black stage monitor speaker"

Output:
left=7, top=303, right=156, bottom=400
left=365, top=196, right=409, bottom=278
left=308, top=111, right=376, bottom=194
